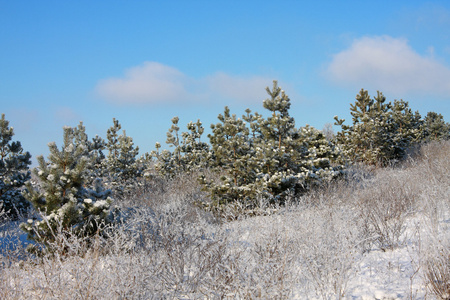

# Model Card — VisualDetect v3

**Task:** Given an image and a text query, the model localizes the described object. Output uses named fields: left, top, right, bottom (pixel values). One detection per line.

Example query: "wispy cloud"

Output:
left=325, top=36, right=450, bottom=98
left=95, top=62, right=273, bottom=105
left=96, top=62, right=190, bottom=104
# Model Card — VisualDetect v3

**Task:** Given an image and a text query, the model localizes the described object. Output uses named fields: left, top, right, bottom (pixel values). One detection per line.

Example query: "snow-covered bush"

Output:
left=20, top=126, right=114, bottom=253
left=0, top=113, right=32, bottom=219
left=412, top=141, right=450, bottom=299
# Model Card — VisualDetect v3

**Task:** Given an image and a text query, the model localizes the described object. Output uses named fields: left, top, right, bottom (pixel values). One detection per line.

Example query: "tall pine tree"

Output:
left=201, top=81, right=342, bottom=210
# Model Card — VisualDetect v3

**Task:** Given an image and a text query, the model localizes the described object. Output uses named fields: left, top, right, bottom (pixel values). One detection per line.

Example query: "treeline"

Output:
left=1, top=81, right=449, bottom=252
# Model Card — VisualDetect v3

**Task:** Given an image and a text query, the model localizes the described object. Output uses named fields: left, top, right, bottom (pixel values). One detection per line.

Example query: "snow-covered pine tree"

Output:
left=421, top=111, right=450, bottom=141
left=72, top=121, right=107, bottom=184
left=335, top=89, right=422, bottom=166
left=166, top=116, right=181, bottom=160
left=202, top=81, right=343, bottom=210
left=334, top=89, right=386, bottom=165
left=202, top=106, right=256, bottom=206
left=105, top=118, right=141, bottom=198
left=180, top=119, right=211, bottom=171
left=20, top=126, right=114, bottom=252
left=153, top=116, right=182, bottom=176
left=250, top=81, right=302, bottom=202
left=152, top=117, right=211, bottom=177
left=0, top=114, right=32, bottom=219
left=296, top=124, right=342, bottom=183
left=389, top=99, right=423, bottom=160
left=250, top=81, right=341, bottom=202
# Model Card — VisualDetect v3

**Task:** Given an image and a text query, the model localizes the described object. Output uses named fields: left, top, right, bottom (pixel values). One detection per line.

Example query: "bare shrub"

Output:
left=354, top=169, right=419, bottom=251
left=425, top=246, right=450, bottom=300
left=242, top=226, right=298, bottom=298
left=407, top=141, right=450, bottom=299
left=407, top=141, right=450, bottom=234
left=0, top=203, right=232, bottom=299
left=293, top=203, right=362, bottom=299
left=421, top=216, right=450, bottom=300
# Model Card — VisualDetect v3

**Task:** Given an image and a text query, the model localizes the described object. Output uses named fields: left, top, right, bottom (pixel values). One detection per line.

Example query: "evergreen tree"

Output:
left=335, top=89, right=422, bottom=166
left=152, top=117, right=211, bottom=177
left=0, top=114, right=32, bottom=219
left=20, top=126, right=114, bottom=252
left=151, top=81, right=343, bottom=212
left=249, top=82, right=341, bottom=202
left=421, top=112, right=450, bottom=141
left=202, top=81, right=343, bottom=209
left=389, top=99, right=423, bottom=159
left=72, top=121, right=107, bottom=184
left=202, top=106, right=256, bottom=206
left=105, top=118, right=141, bottom=197
left=180, top=119, right=211, bottom=171
left=153, top=116, right=182, bottom=176
left=259, top=81, right=296, bottom=152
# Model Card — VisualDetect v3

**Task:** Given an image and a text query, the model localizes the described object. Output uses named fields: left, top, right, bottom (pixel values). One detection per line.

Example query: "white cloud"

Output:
left=96, top=62, right=190, bottom=104
left=95, top=61, right=274, bottom=105
left=325, top=36, right=450, bottom=98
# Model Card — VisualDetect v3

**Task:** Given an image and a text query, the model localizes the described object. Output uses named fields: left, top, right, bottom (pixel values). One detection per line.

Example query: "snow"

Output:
left=346, top=247, right=424, bottom=299
left=1, top=142, right=448, bottom=299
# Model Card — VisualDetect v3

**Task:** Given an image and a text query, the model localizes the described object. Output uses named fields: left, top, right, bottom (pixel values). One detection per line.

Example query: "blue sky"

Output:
left=1, top=1, right=450, bottom=164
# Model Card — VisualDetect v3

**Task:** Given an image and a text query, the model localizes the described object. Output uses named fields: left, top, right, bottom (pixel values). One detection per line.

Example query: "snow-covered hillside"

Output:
left=1, top=141, right=449, bottom=299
